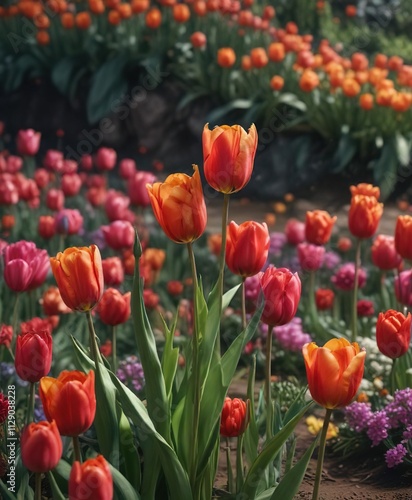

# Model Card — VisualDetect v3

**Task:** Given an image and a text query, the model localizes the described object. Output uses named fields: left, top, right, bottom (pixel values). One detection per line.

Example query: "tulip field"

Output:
left=0, top=121, right=412, bottom=499
left=1, top=1, right=412, bottom=500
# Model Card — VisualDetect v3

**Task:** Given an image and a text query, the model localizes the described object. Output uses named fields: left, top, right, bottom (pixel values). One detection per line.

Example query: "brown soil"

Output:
left=216, top=376, right=412, bottom=500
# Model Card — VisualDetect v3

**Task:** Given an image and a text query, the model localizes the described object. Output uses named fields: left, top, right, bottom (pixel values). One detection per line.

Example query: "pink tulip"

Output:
left=43, top=150, right=64, bottom=173
left=297, top=242, right=325, bottom=271
left=284, top=218, right=305, bottom=245
left=128, top=171, right=157, bottom=207
left=3, top=241, right=50, bottom=292
left=54, top=209, right=84, bottom=235
left=16, top=129, right=41, bottom=156
left=101, top=220, right=135, bottom=250
left=119, top=158, right=137, bottom=180
left=95, top=147, right=117, bottom=171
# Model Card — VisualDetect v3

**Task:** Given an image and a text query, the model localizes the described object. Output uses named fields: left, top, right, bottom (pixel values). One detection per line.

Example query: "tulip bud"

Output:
left=220, top=397, right=249, bottom=437
left=69, top=455, right=113, bottom=500
left=15, top=330, right=52, bottom=383
left=21, top=421, right=62, bottom=473
left=97, top=289, right=131, bottom=326
left=259, top=266, right=301, bottom=326
left=305, top=210, right=336, bottom=245
left=297, top=242, right=325, bottom=271
left=376, top=310, right=411, bottom=359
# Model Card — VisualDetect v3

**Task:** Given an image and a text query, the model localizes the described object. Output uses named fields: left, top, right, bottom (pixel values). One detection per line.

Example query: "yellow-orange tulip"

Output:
left=202, top=123, right=257, bottom=194
left=146, top=165, right=207, bottom=243
left=50, top=245, right=104, bottom=312
left=302, top=338, right=366, bottom=409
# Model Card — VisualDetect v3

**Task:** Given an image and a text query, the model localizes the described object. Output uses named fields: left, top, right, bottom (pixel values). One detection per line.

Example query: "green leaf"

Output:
left=118, top=404, right=141, bottom=492
left=206, top=99, right=253, bottom=125
left=3, top=54, right=40, bottom=93
left=372, top=138, right=399, bottom=200
left=161, top=316, right=179, bottom=401
left=47, top=470, right=67, bottom=500
left=131, top=232, right=170, bottom=443
left=395, top=133, right=410, bottom=167
left=0, top=479, right=17, bottom=499
left=87, top=53, right=130, bottom=123
left=240, top=402, right=313, bottom=499
left=329, top=133, right=357, bottom=173
left=110, top=463, right=141, bottom=500
left=51, top=57, right=82, bottom=96
left=277, top=93, right=307, bottom=112
left=243, top=357, right=260, bottom=466
left=271, top=434, right=320, bottom=499
left=111, top=376, right=193, bottom=500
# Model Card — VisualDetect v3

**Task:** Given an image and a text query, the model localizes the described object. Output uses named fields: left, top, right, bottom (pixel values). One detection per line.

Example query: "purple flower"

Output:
left=345, top=402, right=373, bottom=432
left=386, top=388, right=412, bottom=428
left=385, top=444, right=407, bottom=468
left=367, top=410, right=390, bottom=446
left=273, top=317, right=311, bottom=351
left=322, top=251, right=341, bottom=270
left=116, top=355, right=145, bottom=393
left=331, top=262, right=367, bottom=291
left=244, top=275, right=261, bottom=303
left=269, top=232, right=287, bottom=258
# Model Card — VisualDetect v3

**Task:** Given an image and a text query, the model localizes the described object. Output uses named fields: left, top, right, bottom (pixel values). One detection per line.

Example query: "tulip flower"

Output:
left=41, top=286, right=71, bottom=316
left=40, top=370, right=96, bottom=436
left=371, top=235, right=402, bottom=270
left=102, top=257, right=125, bottom=286
left=69, top=455, right=113, bottom=500
left=128, top=171, right=157, bottom=207
left=146, top=165, right=207, bottom=243
left=95, top=147, right=117, bottom=171
left=101, top=220, right=135, bottom=250
left=3, top=240, right=50, bottom=292
left=348, top=195, right=383, bottom=239
left=225, top=221, right=270, bottom=277
left=21, top=420, right=62, bottom=473
left=305, top=210, right=336, bottom=245
left=315, top=288, right=335, bottom=311
left=395, top=270, right=412, bottom=306
left=43, top=149, right=64, bottom=172
left=302, top=338, right=366, bottom=409
left=16, top=129, right=41, bottom=156
left=202, top=123, right=257, bottom=194
left=394, top=215, right=412, bottom=261
left=15, top=330, right=52, bottom=383
left=376, top=310, right=411, bottom=359
left=119, top=158, right=136, bottom=179
left=50, top=245, right=104, bottom=312
left=220, top=397, right=248, bottom=437
left=97, top=289, right=131, bottom=326
left=0, top=393, right=8, bottom=424
left=284, top=218, right=305, bottom=245
left=259, top=266, right=301, bottom=326
left=350, top=183, right=380, bottom=199
left=38, top=215, right=56, bottom=240
left=297, top=243, right=325, bottom=272
left=54, top=208, right=84, bottom=235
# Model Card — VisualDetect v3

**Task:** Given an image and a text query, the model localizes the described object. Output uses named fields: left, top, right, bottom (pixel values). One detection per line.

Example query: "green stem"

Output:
left=351, top=238, right=361, bottom=343
left=26, top=382, right=36, bottom=426
left=241, top=278, right=246, bottom=330
left=86, top=311, right=103, bottom=367
left=11, top=292, right=21, bottom=349
left=226, top=437, right=234, bottom=493
left=390, top=358, right=397, bottom=395
left=187, top=242, right=201, bottom=493
left=312, top=408, right=333, bottom=500
left=308, top=270, right=318, bottom=328
left=236, top=433, right=244, bottom=493
left=35, top=472, right=42, bottom=500
left=217, top=193, right=230, bottom=297
left=112, top=325, right=117, bottom=373
left=265, top=325, right=274, bottom=439
left=72, top=435, right=82, bottom=463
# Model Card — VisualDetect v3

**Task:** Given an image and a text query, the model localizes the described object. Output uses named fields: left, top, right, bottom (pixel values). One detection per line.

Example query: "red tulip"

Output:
left=315, top=288, right=334, bottom=310
left=225, top=220, right=269, bottom=277
left=46, top=188, right=65, bottom=211
left=38, top=215, right=56, bottom=240
left=220, top=397, right=248, bottom=437
left=21, top=421, right=62, bottom=473
left=394, top=215, right=412, bottom=261
left=202, top=123, right=257, bottom=194
left=376, top=310, right=411, bottom=359
left=69, top=455, right=113, bottom=500
left=102, top=257, right=124, bottom=286
left=15, top=330, right=52, bottom=383
left=259, top=266, right=301, bottom=326
left=0, top=324, right=13, bottom=348
left=97, top=288, right=131, bottom=326
left=371, top=235, right=402, bottom=270
left=0, top=393, right=8, bottom=424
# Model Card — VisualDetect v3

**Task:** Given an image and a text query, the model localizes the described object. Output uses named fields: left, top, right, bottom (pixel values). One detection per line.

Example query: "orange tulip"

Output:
left=394, top=215, right=412, bottom=261
left=50, top=245, right=104, bottom=312
left=225, top=220, right=270, bottom=277
left=146, top=165, right=207, bottom=243
left=217, top=47, right=236, bottom=68
left=305, top=210, right=337, bottom=245
left=350, top=182, right=380, bottom=199
left=40, top=370, right=96, bottom=437
left=302, top=338, right=366, bottom=409
left=359, top=93, right=374, bottom=110
left=202, top=123, right=257, bottom=194
left=348, top=195, right=383, bottom=239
